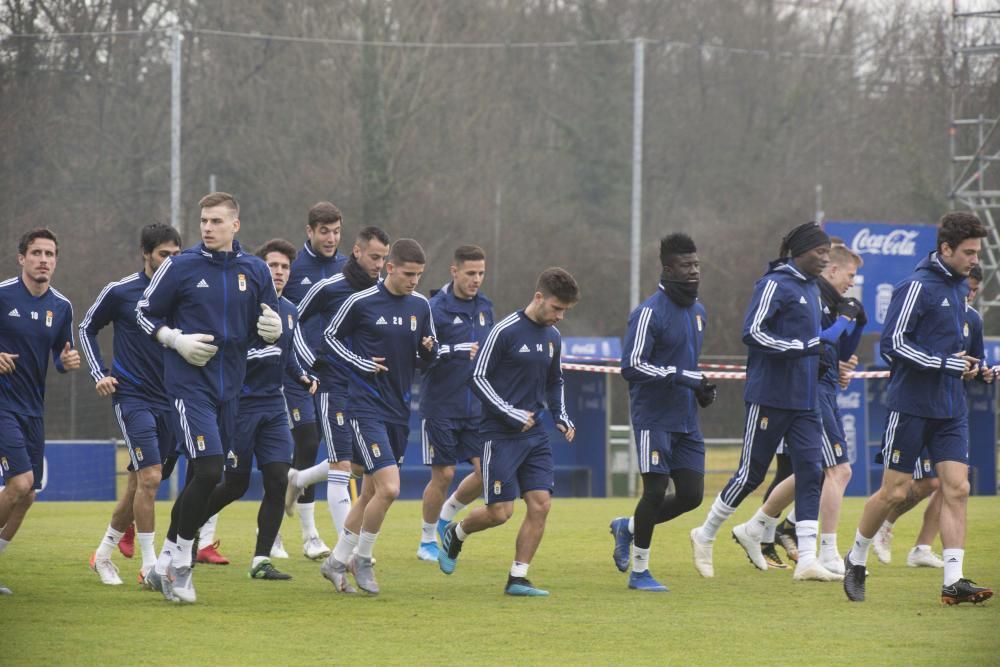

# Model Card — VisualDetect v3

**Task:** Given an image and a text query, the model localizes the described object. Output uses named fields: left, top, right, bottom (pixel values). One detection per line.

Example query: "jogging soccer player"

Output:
left=730, top=244, right=865, bottom=576
left=284, top=226, right=390, bottom=545
left=415, top=245, right=494, bottom=562
left=80, top=223, right=182, bottom=585
left=137, top=192, right=281, bottom=603
left=0, top=229, right=80, bottom=595
left=281, top=202, right=347, bottom=558
left=843, top=212, right=992, bottom=605
left=690, top=222, right=841, bottom=582
left=192, top=239, right=316, bottom=581
left=319, top=239, right=437, bottom=594
left=608, top=234, right=715, bottom=592
left=438, top=268, right=578, bottom=597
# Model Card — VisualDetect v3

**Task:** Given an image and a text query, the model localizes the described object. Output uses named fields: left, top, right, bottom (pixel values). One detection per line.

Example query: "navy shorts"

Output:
left=172, top=396, right=238, bottom=460
left=818, top=391, right=849, bottom=469
left=350, top=417, right=409, bottom=473
left=317, top=389, right=354, bottom=463
left=421, top=417, right=482, bottom=466
left=114, top=399, right=177, bottom=471
left=880, top=411, right=968, bottom=476
left=632, top=426, right=705, bottom=475
left=229, top=408, right=293, bottom=472
left=481, top=431, right=553, bottom=505
left=284, top=381, right=316, bottom=426
left=0, top=409, right=44, bottom=489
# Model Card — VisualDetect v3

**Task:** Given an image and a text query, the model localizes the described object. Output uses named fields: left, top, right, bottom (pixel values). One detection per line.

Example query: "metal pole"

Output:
left=629, top=38, right=645, bottom=311
left=209, top=173, right=216, bottom=193
left=170, top=28, right=182, bottom=235
left=815, top=183, right=824, bottom=223
left=493, top=182, right=502, bottom=289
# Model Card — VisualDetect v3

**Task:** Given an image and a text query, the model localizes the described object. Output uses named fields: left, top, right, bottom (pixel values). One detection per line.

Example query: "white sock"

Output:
left=697, top=495, right=736, bottom=542
left=819, top=533, right=839, bottom=560
left=510, top=561, right=529, bottom=578
left=155, top=539, right=175, bottom=574
left=327, top=470, right=352, bottom=534
left=137, top=532, right=157, bottom=569
left=332, top=529, right=359, bottom=564
left=627, top=516, right=635, bottom=534
left=786, top=508, right=797, bottom=525
left=357, top=531, right=378, bottom=559
left=297, top=502, right=318, bottom=540
left=200, top=514, right=218, bottom=545
left=763, top=521, right=777, bottom=543
left=420, top=521, right=437, bottom=543
left=795, top=520, right=819, bottom=566
left=848, top=529, right=873, bottom=566
left=632, top=546, right=650, bottom=573
left=439, top=493, right=467, bottom=522
left=745, top=508, right=779, bottom=541
left=298, top=462, right=330, bottom=487
left=173, top=536, right=194, bottom=568
left=95, top=524, right=125, bottom=560
left=455, top=521, right=469, bottom=541
left=942, top=548, right=964, bottom=587
left=880, top=519, right=894, bottom=532
left=251, top=555, right=269, bottom=569
left=0, top=537, right=9, bottom=555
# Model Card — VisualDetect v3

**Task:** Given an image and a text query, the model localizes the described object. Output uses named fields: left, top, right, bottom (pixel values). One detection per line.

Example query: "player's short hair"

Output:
left=829, top=235, right=845, bottom=246
left=938, top=211, right=987, bottom=250
left=140, top=223, right=182, bottom=254
left=536, top=267, right=580, bottom=304
left=199, top=191, right=239, bottom=214
left=308, top=201, right=343, bottom=229
left=356, top=226, right=390, bottom=248
left=829, top=244, right=862, bottom=269
left=659, top=233, right=697, bottom=266
left=453, top=245, right=486, bottom=264
left=18, top=228, right=58, bottom=256
left=388, top=238, right=426, bottom=265
left=969, top=265, right=983, bottom=282
left=256, top=238, right=296, bottom=264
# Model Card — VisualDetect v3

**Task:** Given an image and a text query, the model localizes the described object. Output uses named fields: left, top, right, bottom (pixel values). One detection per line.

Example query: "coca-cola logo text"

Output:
left=850, top=228, right=920, bottom=256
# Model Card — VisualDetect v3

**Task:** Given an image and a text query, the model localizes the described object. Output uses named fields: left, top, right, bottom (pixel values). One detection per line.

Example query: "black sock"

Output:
left=291, top=423, right=320, bottom=504
left=633, top=473, right=671, bottom=549
left=654, top=469, right=704, bottom=524
left=255, top=462, right=290, bottom=557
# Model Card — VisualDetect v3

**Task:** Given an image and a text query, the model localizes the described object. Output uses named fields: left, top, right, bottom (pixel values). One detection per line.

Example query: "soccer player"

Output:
left=137, top=192, right=281, bottom=603
left=319, top=239, right=437, bottom=594
left=608, top=234, right=715, bottom=592
left=843, top=212, right=992, bottom=605
left=194, top=239, right=316, bottom=580
left=0, top=228, right=80, bottom=595
left=690, top=222, right=840, bottom=582
left=281, top=202, right=347, bottom=558
left=415, top=245, right=494, bottom=562
left=80, top=223, right=182, bottom=585
left=285, top=226, right=390, bottom=544
left=730, top=244, right=865, bottom=576
left=438, top=268, right=579, bottom=597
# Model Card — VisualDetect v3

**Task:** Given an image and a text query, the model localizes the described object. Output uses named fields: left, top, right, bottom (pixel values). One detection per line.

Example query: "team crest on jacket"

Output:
left=45, top=310, right=53, bottom=327
left=287, top=314, right=294, bottom=330
left=371, top=443, right=381, bottom=458
left=696, top=314, right=703, bottom=332
left=759, top=417, right=769, bottom=431
left=238, top=273, right=247, bottom=291
left=493, top=480, right=502, bottom=495
left=963, top=321, right=969, bottom=337
left=549, top=341, right=554, bottom=358
left=479, top=312, right=485, bottom=326
left=410, top=315, right=417, bottom=331
left=336, top=412, right=344, bottom=426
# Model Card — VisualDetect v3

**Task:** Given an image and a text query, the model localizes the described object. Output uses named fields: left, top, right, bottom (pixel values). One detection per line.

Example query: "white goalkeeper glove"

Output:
left=257, top=303, right=282, bottom=343
left=156, top=327, right=218, bottom=367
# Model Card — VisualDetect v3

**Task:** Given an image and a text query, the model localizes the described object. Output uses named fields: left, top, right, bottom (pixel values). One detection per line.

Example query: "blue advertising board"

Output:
left=2, top=441, right=118, bottom=501
left=837, top=377, right=868, bottom=497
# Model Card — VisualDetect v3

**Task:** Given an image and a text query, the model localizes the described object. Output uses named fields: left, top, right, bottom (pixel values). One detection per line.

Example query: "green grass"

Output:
left=3, top=497, right=998, bottom=665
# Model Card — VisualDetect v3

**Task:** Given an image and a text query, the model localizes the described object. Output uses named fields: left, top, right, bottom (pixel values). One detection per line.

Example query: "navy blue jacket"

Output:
left=282, top=241, right=347, bottom=305
left=471, top=310, right=573, bottom=441
left=880, top=253, right=969, bottom=419
left=0, top=277, right=74, bottom=417
left=294, top=273, right=355, bottom=391
left=136, top=241, right=279, bottom=404
left=420, top=282, right=495, bottom=421
left=241, top=296, right=307, bottom=412
left=325, top=282, right=437, bottom=425
left=817, top=279, right=864, bottom=394
left=80, top=271, right=169, bottom=410
left=620, top=285, right=706, bottom=432
left=742, top=259, right=823, bottom=411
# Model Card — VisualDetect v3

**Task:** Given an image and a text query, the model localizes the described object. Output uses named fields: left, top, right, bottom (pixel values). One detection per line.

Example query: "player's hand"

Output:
left=836, top=299, right=860, bottom=321
left=421, top=336, right=435, bottom=352
left=60, top=342, right=81, bottom=371
left=300, top=375, right=319, bottom=395
left=557, top=422, right=576, bottom=443
left=521, top=411, right=536, bottom=432
left=985, top=365, right=998, bottom=384
left=174, top=332, right=218, bottom=366
left=372, top=356, right=388, bottom=374
left=468, top=341, right=480, bottom=361
left=962, top=355, right=980, bottom=381
left=257, top=303, right=282, bottom=344
left=0, top=352, right=18, bottom=374
left=95, top=376, right=118, bottom=397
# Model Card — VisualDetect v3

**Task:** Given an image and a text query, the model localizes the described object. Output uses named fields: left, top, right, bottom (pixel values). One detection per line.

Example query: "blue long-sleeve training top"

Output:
left=241, top=295, right=307, bottom=411
left=282, top=241, right=347, bottom=305
left=294, top=273, right=355, bottom=391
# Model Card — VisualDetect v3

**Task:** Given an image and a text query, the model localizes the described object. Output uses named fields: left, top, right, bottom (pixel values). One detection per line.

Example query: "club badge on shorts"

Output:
left=292, top=408, right=301, bottom=422
left=651, top=451, right=660, bottom=466
left=135, top=447, right=144, bottom=462
left=238, top=273, right=247, bottom=291
left=371, top=443, right=381, bottom=458
left=891, top=449, right=900, bottom=464
left=1, top=456, right=8, bottom=471
left=196, top=435, right=206, bottom=451
left=45, top=310, right=53, bottom=327
left=834, top=443, right=843, bottom=457
left=336, top=412, right=344, bottom=426
left=759, top=416, right=769, bottom=431
left=410, top=315, right=417, bottom=331
left=493, top=480, right=502, bottom=495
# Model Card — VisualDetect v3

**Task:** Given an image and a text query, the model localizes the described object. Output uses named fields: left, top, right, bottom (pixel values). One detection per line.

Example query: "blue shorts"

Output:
left=911, top=449, right=937, bottom=480
left=284, top=382, right=316, bottom=426
left=114, top=399, right=177, bottom=471
left=482, top=432, right=553, bottom=504
left=421, top=417, right=482, bottom=466
left=632, top=426, right=705, bottom=475
left=880, top=411, right=968, bottom=476
left=818, top=391, right=849, bottom=469
left=172, top=397, right=239, bottom=460
left=317, top=390, right=354, bottom=463
left=350, top=417, right=409, bottom=473
left=229, top=408, right=293, bottom=472
left=0, top=410, right=44, bottom=489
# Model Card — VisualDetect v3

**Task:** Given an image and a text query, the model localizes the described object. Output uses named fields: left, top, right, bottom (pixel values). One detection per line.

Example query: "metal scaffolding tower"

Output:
left=949, top=3, right=1000, bottom=314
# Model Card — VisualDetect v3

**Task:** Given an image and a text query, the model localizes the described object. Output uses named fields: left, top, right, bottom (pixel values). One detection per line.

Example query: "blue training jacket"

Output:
left=742, top=259, right=823, bottom=411
left=620, top=284, right=706, bottom=433
left=294, top=273, right=356, bottom=390
left=136, top=241, right=279, bottom=404
left=880, top=253, right=970, bottom=419
left=282, top=241, right=348, bottom=305
left=241, top=296, right=307, bottom=412
left=420, top=282, right=495, bottom=421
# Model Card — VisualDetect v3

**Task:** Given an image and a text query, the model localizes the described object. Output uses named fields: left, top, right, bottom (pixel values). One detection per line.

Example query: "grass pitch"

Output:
left=2, top=497, right=998, bottom=665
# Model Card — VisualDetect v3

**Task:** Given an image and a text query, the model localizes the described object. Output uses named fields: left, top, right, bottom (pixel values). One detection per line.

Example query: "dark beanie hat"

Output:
left=782, top=222, right=830, bottom=258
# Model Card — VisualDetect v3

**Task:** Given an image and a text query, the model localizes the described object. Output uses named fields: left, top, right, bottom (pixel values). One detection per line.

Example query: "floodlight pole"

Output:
left=170, top=27, right=182, bottom=236
left=629, top=38, right=645, bottom=311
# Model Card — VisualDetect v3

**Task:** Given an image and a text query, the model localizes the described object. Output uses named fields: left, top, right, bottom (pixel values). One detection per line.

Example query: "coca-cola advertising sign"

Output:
left=849, top=228, right=920, bottom=256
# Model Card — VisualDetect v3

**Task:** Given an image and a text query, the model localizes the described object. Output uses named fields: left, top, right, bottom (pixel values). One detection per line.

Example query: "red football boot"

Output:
left=118, top=523, right=136, bottom=559
left=196, top=540, right=230, bottom=565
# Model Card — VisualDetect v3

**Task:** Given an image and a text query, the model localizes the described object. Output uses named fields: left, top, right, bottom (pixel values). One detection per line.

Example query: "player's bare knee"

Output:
left=942, top=477, right=970, bottom=502
left=485, top=503, right=512, bottom=526
left=5, top=472, right=33, bottom=499
left=883, top=482, right=911, bottom=507
left=137, top=468, right=161, bottom=495
left=432, top=465, right=455, bottom=486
